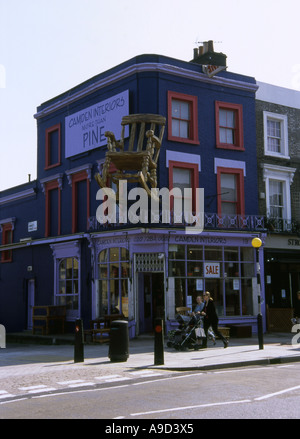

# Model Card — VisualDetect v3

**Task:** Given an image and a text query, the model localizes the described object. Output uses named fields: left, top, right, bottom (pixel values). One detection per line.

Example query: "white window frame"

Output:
left=50, top=240, right=81, bottom=321
left=263, top=111, right=289, bottom=158
left=262, top=164, right=296, bottom=220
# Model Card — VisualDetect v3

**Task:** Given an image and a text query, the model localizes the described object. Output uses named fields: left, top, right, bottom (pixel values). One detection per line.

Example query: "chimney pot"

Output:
left=208, top=40, right=214, bottom=52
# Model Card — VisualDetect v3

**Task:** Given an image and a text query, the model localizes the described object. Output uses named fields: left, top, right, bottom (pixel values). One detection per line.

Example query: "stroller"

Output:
left=167, top=313, right=206, bottom=351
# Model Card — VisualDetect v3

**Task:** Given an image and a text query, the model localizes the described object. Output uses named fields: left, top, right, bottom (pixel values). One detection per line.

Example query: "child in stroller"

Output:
left=167, top=313, right=216, bottom=351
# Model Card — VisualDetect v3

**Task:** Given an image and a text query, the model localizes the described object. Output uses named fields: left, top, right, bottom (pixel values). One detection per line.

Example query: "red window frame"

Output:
left=71, top=171, right=90, bottom=233
left=216, top=167, right=245, bottom=216
left=215, top=101, right=244, bottom=150
left=45, top=123, right=61, bottom=170
left=45, top=180, right=61, bottom=237
left=169, top=161, right=199, bottom=218
left=1, top=223, right=13, bottom=263
left=168, top=91, right=199, bottom=145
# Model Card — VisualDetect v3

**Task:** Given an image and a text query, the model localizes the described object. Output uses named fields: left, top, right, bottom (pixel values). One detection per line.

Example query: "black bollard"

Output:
left=154, top=318, right=164, bottom=365
left=257, top=312, right=264, bottom=350
left=74, top=318, right=84, bottom=363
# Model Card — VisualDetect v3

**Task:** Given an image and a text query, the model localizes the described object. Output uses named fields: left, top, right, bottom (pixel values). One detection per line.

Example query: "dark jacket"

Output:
left=203, top=299, right=218, bottom=325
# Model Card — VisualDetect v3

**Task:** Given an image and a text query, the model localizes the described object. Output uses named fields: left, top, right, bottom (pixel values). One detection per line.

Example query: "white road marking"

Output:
left=130, top=399, right=252, bottom=416
left=254, top=384, right=300, bottom=401
left=0, top=391, right=16, bottom=399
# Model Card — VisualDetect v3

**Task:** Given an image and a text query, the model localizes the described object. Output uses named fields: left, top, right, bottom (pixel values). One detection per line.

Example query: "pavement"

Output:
left=3, top=330, right=300, bottom=372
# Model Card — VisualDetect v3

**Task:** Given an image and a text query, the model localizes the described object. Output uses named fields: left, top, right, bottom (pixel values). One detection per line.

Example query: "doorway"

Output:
left=138, top=272, right=164, bottom=333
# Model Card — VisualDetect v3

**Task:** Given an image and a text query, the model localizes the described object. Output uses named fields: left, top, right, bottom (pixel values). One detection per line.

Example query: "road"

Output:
left=1, top=362, right=300, bottom=420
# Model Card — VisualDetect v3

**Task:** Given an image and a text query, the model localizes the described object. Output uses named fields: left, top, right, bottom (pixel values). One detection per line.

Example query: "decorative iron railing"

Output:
left=88, top=212, right=266, bottom=233
left=265, top=217, right=300, bottom=234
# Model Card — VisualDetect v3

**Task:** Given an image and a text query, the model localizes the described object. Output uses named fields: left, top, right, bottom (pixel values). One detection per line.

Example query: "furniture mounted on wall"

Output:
left=95, top=113, right=166, bottom=198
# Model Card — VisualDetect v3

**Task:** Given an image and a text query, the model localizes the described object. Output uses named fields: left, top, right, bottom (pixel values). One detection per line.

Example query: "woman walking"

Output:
left=201, top=291, right=228, bottom=348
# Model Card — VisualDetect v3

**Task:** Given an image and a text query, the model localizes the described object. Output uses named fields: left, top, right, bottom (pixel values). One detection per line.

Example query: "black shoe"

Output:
left=223, top=339, right=228, bottom=348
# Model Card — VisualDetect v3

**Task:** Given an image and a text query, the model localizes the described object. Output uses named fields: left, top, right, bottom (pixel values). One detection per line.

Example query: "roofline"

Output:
left=34, top=61, right=258, bottom=120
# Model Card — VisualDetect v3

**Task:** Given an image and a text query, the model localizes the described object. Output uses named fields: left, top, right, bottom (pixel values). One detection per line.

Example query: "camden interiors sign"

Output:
left=65, top=90, right=129, bottom=158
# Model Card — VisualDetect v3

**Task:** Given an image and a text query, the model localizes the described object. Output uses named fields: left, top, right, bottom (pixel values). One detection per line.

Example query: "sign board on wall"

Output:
left=65, top=90, right=129, bottom=158
left=204, top=262, right=220, bottom=278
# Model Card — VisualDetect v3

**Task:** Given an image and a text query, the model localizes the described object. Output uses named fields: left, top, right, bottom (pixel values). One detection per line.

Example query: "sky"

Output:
left=1, top=0, right=300, bottom=191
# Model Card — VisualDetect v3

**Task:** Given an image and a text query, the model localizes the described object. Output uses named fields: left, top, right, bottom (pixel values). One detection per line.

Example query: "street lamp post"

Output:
left=252, top=237, right=264, bottom=350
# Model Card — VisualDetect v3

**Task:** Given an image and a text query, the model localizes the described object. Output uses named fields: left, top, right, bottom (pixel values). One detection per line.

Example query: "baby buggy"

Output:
left=167, top=313, right=206, bottom=351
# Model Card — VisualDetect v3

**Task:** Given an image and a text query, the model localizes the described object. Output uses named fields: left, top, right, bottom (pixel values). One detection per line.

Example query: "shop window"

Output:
left=97, top=247, right=129, bottom=317
left=45, top=124, right=61, bottom=169
left=168, top=244, right=256, bottom=317
left=57, top=258, right=79, bottom=314
left=215, top=101, right=244, bottom=150
left=1, top=223, right=13, bottom=263
left=168, top=91, right=199, bottom=144
left=217, top=167, right=245, bottom=216
left=263, top=111, right=289, bottom=158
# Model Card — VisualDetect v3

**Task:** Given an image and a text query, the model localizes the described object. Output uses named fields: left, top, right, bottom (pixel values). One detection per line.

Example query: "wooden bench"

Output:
left=84, top=314, right=124, bottom=343
left=84, top=319, right=110, bottom=343
left=32, top=306, right=66, bottom=335
left=217, top=326, right=230, bottom=339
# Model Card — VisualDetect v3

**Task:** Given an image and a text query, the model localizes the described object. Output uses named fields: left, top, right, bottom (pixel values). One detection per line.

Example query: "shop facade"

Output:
left=87, top=228, right=266, bottom=336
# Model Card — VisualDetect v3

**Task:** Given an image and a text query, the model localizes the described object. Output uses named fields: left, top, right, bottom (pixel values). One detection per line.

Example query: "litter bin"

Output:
left=108, top=320, right=129, bottom=362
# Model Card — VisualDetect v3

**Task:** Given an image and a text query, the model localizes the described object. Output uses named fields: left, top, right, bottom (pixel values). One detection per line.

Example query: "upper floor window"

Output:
left=45, top=123, right=61, bottom=169
left=215, top=101, right=244, bottom=150
left=263, top=163, right=296, bottom=221
left=169, top=161, right=199, bottom=222
left=269, top=180, right=284, bottom=218
left=263, top=111, right=289, bottom=158
left=168, top=91, right=199, bottom=144
left=217, top=167, right=245, bottom=216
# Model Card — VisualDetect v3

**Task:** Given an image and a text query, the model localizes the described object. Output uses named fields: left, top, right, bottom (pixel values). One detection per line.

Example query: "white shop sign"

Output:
left=204, top=262, right=220, bottom=278
left=65, top=90, right=129, bottom=158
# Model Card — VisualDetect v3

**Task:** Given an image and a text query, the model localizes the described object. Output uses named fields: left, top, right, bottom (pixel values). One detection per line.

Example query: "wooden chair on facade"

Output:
left=95, top=114, right=166, bottom=198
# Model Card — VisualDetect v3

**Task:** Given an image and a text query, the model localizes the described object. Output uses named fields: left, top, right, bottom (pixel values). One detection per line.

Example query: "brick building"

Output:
left=256, top=82, right=300, bottom=331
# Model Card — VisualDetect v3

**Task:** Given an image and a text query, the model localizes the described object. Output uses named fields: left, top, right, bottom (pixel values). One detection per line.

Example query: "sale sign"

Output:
left=204, top=262, right=220, bottom=278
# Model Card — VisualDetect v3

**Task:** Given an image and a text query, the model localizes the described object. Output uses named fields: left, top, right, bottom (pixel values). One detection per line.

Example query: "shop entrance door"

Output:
left=138, top=272, right=164, bottom=333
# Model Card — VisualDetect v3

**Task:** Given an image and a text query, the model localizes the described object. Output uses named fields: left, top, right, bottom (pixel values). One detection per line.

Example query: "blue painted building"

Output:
left=0, top=43, right=265, bottom=336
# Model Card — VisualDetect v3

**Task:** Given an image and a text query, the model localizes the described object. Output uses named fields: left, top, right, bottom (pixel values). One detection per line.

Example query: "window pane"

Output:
left=269, top=180, right=283, bottom=217
left=225, top=278, right=240, bottom=315
left=172, top=99, right=190, bottom=138
left=221, top=174, right=237, bottom=202
left=172, top=100, right=181, bottom=118
left=180, top=102, right=190, bottom=120
left=179, top=120, right=189, bottom=138
left=224, top=247, right=239, bottom=261
left=187, top=246, right=203, bottom=260
left=168, top=244, right=185, bottom=260
left=205, top=246, right=222, bottom=261
left=267, top=119, right=281, bottom=153
left=173, top=168, right=191, bottom=186
left=241, top=278, right=253, bottom=315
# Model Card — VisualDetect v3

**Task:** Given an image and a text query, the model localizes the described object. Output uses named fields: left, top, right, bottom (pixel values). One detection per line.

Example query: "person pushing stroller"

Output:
left=200, top=291, right=228, bottom=349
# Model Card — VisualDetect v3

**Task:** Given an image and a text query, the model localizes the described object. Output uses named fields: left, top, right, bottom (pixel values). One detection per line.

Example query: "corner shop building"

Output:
left=0, top=50, right=265, bottom=336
